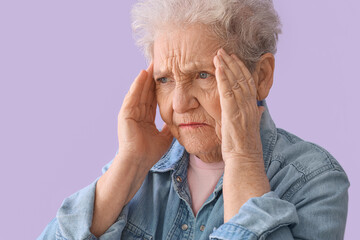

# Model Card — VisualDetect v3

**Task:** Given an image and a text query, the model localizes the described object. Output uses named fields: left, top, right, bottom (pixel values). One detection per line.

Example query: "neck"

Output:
left=192, top=145, right=223, bottom=163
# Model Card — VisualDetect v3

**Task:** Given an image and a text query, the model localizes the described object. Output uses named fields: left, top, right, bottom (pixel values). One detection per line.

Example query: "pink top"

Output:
left=187, top=154, right=225, bottom=217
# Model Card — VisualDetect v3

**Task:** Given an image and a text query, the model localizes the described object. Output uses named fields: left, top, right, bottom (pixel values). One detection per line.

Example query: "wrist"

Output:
left=224, top=154, right=264, bottom=169
left=222, top=158, right=270, bottom=222
left=114, top=153, right=151, bottom=175
left=223, top=157, right=270, bottom=198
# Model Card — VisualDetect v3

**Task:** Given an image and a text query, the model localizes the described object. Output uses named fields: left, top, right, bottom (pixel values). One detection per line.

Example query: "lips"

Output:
left=179, top=122, right=207, bottom=127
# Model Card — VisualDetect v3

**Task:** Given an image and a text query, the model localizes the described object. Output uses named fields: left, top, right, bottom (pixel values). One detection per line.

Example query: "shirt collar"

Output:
left=150, top=99, right=277, bottom=173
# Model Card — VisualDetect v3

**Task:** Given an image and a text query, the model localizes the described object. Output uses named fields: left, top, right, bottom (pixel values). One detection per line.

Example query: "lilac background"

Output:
left=0, top=1, right=359, bottom=239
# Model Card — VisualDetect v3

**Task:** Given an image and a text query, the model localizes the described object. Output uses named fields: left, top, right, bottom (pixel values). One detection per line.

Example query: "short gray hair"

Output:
left=131, top=0, right=282, bottom=72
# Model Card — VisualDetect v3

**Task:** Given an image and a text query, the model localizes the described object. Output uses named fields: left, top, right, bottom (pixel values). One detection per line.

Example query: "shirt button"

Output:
left=176, top=176, right=182, bottom=183
left=181, top=224, right=188, bottom=231
left=200, top=225, right=205, bottom=231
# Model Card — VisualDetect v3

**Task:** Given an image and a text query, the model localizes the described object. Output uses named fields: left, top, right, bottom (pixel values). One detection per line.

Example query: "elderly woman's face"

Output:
left=153, top=24, right=223, bottom=157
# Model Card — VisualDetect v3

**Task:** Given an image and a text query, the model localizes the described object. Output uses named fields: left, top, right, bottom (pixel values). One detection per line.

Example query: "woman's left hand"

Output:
left=213, top=48, right=265, bottom=164
left=213, top=48, right=270, bottom=222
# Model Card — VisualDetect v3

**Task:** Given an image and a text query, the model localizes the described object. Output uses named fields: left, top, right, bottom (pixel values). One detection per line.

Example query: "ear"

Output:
left=252, top=53, right=275, bottom=101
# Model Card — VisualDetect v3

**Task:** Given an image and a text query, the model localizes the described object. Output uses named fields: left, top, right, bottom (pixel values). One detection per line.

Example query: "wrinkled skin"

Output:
left=153, top=24, right=272, bottom=163
left=153, top=26, right=223, bottom=163
left=91, top=24, right=274, bottom=236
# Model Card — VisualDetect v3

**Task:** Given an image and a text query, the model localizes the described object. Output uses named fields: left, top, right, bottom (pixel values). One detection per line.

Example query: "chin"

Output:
left=176, top=132, right=221, bottom=155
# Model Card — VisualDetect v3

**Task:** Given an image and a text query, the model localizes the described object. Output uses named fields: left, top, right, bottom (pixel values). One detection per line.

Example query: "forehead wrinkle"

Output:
left=183, top=60, right=215, bottom=73
left=163, top=54, right=214, bottom=74
left=154, top=42, right=218, bottom=78
left=154, top=60, right=215, bottom=79
left=154, top=54, right=175, bottom=77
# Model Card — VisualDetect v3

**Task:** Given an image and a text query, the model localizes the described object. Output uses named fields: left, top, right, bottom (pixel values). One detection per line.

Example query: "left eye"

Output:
left=199, top=72, right=210, bottom=79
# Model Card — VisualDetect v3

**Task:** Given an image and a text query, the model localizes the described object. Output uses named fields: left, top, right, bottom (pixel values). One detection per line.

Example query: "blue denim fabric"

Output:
left=38, top=99, right=350, bottom=240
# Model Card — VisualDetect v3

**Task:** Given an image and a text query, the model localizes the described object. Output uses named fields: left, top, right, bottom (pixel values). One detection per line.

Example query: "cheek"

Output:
left=198, top=86, right=221, bottom=122
left=156, top=87, right=181, bottom=138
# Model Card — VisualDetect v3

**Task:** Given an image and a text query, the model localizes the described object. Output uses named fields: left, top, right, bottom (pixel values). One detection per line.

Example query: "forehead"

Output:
left=153, top=25, right=221, bottom=75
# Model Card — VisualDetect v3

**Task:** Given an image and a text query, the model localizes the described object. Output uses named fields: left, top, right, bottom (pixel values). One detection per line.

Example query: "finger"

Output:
left=123, top=70, right=148, bottom=108
left=139, top=62, right=155, bottom=121
left=214, top=55, right=239, bottom=116
left=218, top=49, right=250, bottom=95
left=140, top=61, right=154, bottom=105
left=146, top=62, right=156, bottom=110
left=231, top=53, right=257, bottom=97
left=147, top=79, right=155, bottom=104
left=145, top=88, right=157, bottom=123
left=216, top=53, right=248, bottom=106
left=143, top=62, right=156, bottom=123
left=145, top=80, right=156, bottom=122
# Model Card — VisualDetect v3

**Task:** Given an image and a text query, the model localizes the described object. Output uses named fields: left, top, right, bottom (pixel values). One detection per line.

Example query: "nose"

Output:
left=172, top=85, right=199, bottom=114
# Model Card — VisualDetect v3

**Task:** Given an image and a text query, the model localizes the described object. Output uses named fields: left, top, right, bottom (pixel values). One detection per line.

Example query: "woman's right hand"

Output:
left=90, top=62, right=173, bottom=237
left=116, top=61, right=174, bottom=170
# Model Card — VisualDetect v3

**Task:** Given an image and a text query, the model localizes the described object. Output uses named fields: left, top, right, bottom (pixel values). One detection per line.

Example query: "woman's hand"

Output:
left=213, top=48, right=265, bottom=164
left=213, top=48, right=270, bottom=222
left=91, top=62, right=173, bottom=237
left=117, top=62, right=174, bottom=170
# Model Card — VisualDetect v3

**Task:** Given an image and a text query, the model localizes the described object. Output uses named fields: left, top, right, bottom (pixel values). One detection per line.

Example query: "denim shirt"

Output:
left=38, top=99, right=350, bottom=240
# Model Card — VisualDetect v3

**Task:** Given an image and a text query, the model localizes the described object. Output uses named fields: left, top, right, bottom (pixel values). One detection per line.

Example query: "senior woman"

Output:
left=39, top=0, right=349, bottom=239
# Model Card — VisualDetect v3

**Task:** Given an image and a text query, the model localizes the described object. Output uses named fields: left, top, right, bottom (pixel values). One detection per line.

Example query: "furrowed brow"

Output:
left=153, top=70, right=171, bottom=78
left=154, top=62, right=215, bottom=78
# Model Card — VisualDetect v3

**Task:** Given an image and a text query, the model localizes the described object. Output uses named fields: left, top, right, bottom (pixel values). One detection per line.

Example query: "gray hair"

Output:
left=131, top=0, right=282, bottom=72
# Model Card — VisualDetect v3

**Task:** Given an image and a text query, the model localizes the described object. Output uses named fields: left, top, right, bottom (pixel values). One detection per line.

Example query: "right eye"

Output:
left=156, top=77, right=169, bottom=84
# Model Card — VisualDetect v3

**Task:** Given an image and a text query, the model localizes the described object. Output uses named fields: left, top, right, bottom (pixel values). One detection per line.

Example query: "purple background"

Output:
left=0, top=1, right=359, bottom=239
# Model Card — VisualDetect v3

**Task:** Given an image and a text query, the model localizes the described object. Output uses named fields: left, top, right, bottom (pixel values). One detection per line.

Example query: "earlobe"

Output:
left=256, top=53, right=275, bottom=100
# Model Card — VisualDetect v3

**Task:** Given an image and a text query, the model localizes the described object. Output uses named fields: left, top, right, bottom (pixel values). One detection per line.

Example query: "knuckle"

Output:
left=247, top=77, right=255, bottom=85
left=224, top=90, right=234, bottom=98
left=232, top=82, right=241, bottom=90
left=238, top=76, right=246, bottom=82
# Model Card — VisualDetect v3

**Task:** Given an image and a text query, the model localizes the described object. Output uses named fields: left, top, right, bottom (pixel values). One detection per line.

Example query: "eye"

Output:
left=199, top=72, right=210, bottom=79
left=156, top=77, right=169, bottom=84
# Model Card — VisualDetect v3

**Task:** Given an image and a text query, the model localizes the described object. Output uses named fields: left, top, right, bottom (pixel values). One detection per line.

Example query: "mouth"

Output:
left=178, top=122, right=208, bottom=128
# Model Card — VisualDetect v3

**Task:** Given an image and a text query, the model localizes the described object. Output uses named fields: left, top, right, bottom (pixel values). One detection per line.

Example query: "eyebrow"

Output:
left=153, top=62, right=215, bottom=78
